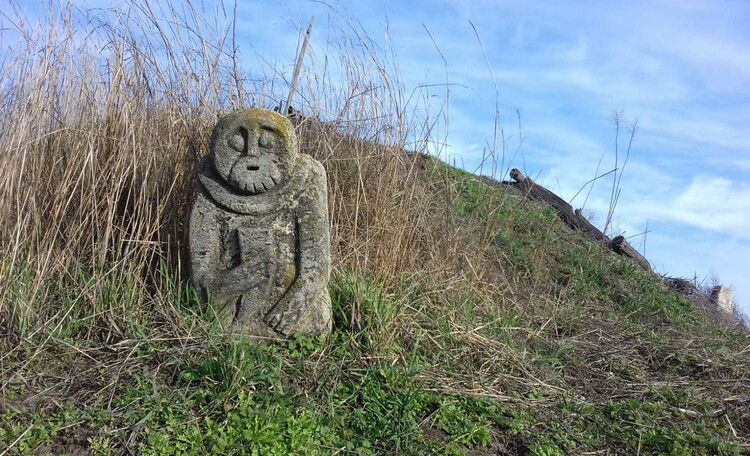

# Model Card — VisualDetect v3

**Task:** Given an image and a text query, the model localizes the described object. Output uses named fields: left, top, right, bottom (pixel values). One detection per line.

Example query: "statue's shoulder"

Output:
left=296, top=153, right=326, bottom=181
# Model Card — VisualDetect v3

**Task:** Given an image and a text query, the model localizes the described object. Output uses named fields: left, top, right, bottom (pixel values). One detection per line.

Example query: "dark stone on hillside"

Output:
left=610, top=235, right=652, bottom=274
left=506, top=168, right=652, bottom=273
left=665, top=278, right=742, bottom=327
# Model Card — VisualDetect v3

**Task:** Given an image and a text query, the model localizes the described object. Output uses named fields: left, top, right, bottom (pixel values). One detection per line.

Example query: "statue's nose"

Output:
left=244, top=133, right=264, bottom=157
left=246, top=143, right=260, bottom=158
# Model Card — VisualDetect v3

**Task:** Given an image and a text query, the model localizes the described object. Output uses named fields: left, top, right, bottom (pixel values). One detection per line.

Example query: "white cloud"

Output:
left=635, top=176, right=750, bottom=240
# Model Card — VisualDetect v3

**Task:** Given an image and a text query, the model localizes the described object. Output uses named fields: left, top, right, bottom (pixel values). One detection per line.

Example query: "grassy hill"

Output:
left=1, top=3, right=748, bottom=455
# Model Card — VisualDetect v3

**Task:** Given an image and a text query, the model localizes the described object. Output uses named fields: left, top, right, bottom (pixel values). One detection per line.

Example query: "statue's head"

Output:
left=209, top=109, right=298, bottom=195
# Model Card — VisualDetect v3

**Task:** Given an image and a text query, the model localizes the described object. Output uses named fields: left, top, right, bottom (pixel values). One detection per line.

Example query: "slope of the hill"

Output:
left=2, top=120, right=749, bottom=455
left=1, top=3, right=749, bottom=455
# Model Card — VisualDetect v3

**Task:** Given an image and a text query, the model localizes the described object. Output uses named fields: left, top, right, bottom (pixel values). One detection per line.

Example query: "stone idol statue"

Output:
left=189, top=108, right=331, bottom=341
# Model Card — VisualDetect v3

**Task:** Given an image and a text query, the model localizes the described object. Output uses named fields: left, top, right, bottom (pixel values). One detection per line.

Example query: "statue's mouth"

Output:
left=224, top=157, right=282, bottom=195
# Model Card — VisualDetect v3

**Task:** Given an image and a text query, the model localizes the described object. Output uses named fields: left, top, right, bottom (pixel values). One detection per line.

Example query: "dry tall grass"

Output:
left=2, top=4, right=749, bottom=453
left=0, top=1, right=497, bottom=342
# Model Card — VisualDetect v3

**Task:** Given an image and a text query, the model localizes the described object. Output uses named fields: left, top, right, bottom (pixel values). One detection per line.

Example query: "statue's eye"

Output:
left=258, top=130, right=278, bottom=148
left=228, top=128, right=247, bottom=152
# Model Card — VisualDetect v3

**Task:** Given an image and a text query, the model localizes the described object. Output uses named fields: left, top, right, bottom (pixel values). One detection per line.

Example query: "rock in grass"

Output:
left=189, top=108, right=331, bottom=341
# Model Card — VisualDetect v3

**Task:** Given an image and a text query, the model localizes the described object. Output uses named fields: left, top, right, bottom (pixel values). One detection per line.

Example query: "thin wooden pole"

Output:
left=286, top=17, right=314, bottom=114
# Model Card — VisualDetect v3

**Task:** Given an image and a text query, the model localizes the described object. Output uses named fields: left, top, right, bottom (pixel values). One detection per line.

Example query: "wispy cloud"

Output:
left=634, top=176, right=750, bottom=240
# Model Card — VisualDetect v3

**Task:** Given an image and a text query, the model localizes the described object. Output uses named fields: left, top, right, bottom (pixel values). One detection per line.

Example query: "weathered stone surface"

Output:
left=711, top=285, right=734, bottom=315
left=189, top=108, right=331, bottom=341
left=505, top=168, right=653, bottom=273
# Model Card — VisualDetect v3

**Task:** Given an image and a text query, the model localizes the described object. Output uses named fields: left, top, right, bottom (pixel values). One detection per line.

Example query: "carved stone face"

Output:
left=210, top=109, right=298, bottom=195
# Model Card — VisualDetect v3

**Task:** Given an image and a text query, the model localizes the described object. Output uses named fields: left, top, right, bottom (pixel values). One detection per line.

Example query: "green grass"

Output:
left=3, top=244, right=747, bottom=455
left=1, top=2, right=748, bottom=454
left=3, top=160, right=748, bottom=454
left=0, top=272, right=528, bottom=455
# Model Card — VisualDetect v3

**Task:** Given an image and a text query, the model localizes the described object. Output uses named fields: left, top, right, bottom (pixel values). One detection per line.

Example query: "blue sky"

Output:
left=6, top=0, right=749, bottom=314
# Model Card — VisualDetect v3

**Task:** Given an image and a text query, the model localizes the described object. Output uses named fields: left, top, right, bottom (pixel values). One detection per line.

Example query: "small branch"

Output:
left=286, top=17, right=314, bottom=114
left=569, top=168, right=617, bottom=205
left=231, top=0, right=242, bottom=105
left=670, top=407, right=702, bottom=418
left=469, top=20, right=502, bottom=173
